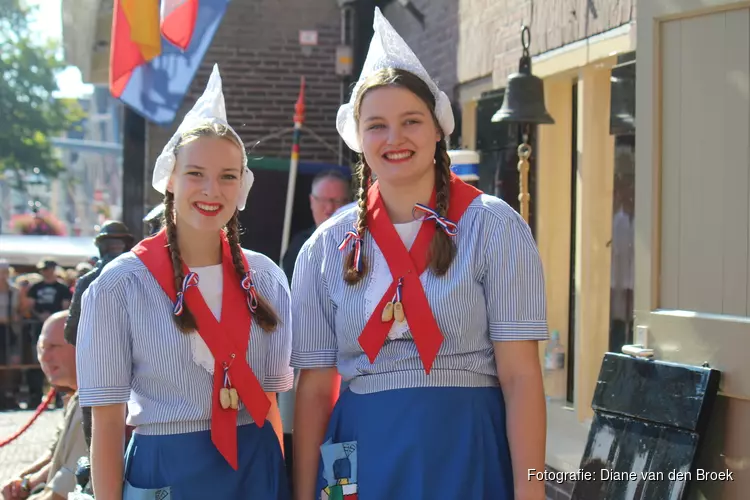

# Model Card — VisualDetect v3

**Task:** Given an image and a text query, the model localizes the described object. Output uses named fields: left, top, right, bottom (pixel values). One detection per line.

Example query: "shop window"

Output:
left=475, top=89, right=538, bottom=234
left=608, top=52, right=636, bottom=353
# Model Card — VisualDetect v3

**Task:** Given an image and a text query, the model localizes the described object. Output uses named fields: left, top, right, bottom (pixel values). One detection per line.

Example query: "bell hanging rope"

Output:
left=516, top=139, right=533, bottom=222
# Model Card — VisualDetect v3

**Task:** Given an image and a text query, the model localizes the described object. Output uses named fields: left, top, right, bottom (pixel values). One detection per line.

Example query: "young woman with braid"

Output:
left=291, top=9, right=548, bottom=500
left=75, top=66, right=292, bottom=499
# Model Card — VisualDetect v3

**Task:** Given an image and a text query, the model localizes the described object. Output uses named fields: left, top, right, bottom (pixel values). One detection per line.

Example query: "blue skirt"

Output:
left=317, top=386, right=514, bottom=499
left=124, top=421, right=289, bottom=499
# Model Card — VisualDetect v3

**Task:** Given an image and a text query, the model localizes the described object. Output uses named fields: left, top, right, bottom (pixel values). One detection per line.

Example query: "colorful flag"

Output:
left=160, top=0, right=199, bottom=50
left=109, top=0, right=230, bottom=125
left=109, top=0, right=162, bottom=98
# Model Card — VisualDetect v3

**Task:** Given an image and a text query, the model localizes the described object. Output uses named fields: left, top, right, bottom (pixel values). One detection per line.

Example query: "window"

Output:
left=608, top=53, right=636, bottom=353
left=475, top=89, right=538, bottom=234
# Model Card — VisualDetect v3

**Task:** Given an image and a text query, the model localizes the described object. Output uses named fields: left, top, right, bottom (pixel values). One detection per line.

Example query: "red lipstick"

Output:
left=193, top=202, right=223, bottom=217
left=382, top=149, right=415, bottom=164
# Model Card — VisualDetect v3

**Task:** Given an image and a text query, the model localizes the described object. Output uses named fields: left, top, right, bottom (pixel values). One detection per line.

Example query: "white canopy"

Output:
left=0, top=235, right=98, bottom=268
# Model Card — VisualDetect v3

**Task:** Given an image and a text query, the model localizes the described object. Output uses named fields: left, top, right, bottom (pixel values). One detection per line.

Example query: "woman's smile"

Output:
left=193, top=201, right=224, bottom=217
left=382, top=149, right=415, bottom=163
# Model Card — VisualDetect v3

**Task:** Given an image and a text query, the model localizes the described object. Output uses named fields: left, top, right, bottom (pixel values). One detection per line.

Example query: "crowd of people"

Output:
left=2, top=8, right=548, bottom=500
left=0, top=258, right=88, bottom=411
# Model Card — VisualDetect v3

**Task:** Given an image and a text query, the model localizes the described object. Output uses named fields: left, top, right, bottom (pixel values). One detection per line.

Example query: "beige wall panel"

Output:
left=536, top=77, right=573, bottom=399
left=659, top=11, right=750, bottom=316
left=676, top=14, right=725, bottom=314
left=460, top=101, right=477, bottom=151
left=722, top=10, right=750, bottom=317
left=575, top=63, right=615, bottom=421
left=658, top=20, right=681, bottom=310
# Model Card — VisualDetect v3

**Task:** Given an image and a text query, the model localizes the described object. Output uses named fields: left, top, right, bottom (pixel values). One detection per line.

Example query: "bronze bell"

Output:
left=491, top=27, right=555, bottom=125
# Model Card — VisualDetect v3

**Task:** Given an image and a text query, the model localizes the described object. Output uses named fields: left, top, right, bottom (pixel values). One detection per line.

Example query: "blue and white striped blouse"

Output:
left=290, top=194, right=549, bottom=394
left=75, top=250, right=294, bottom=436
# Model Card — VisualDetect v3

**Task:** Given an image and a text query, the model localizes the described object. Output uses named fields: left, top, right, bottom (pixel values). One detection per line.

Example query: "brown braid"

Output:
left=429, top=139, right=456, bottom=275
left=165, top=121, right=280, bottom=334
left=347, top=67, right=460, bottom=281
left=225, top=214, right=279, bottom=332
left=164, top=191, right=197, bottom=333
left=343, top=159, right=371, bottom=284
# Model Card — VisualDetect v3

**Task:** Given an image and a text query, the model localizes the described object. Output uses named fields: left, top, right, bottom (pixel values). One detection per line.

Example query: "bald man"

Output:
left=282, top=169, right=351, bottom=283
left=1, top=311, right=87, bottom=500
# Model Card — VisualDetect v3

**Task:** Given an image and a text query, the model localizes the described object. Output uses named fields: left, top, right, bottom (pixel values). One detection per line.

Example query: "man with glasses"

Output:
left=282, top=169, right=351, bottom=283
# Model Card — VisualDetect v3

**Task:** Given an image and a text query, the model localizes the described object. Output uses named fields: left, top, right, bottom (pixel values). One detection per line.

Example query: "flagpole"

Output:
left=279, top=76, right=305, bottom=264
left=278, top=78, right=305, bottom=475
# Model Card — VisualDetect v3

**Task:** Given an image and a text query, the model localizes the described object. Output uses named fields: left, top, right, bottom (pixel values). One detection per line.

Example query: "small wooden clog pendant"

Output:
left=393, top=301, right=405, bottom=323
left=219, top=387, right=231, bottom=410
left=381, top=301, right=394, bottom=322
left=229, top=388, right=239, bottom=410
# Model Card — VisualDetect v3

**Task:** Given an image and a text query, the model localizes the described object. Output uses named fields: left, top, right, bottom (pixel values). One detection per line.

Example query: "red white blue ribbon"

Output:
left=413, top=203, right=458, bottom=237
left=338, top=225, right=364, bottom=273
left=173, top=272, right=199, bottom=316
left=223, top=354, right=236, bottom=388
left=391, top=276, right=404, bottom=304
left=223, top=366, right=232, bottom=388
left=241, top=273, right=259, bottom=313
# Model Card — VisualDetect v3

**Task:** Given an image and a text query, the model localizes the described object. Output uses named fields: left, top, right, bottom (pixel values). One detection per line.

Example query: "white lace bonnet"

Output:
left=151, top=64, right=254, bottom=211
left=336, top=7, right=454, bottom=153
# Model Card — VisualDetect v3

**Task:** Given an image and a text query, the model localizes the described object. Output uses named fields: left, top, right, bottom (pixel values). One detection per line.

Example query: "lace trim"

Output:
left=364, top=241, right=415, bottom=340
left=189, top=332, right=215, bottom=374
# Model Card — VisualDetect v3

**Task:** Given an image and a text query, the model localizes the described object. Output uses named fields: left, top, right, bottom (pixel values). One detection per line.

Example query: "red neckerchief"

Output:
left=358, top=173, right=482, bottom=373
left=132, top=229, right=270, bottom=470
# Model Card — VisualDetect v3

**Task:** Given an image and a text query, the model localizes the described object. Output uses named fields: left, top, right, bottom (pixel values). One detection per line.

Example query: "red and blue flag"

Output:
left=109, top=0, right=229, bottom=125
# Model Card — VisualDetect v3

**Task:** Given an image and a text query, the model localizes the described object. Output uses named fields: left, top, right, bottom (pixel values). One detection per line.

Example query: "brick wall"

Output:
left=146, top=0, right=345, bottom=207
left=378, top=0, right=635, bottom=135
left=382, top=0, right=460, bottom=101
left=456, top=0, right=635, bottom=87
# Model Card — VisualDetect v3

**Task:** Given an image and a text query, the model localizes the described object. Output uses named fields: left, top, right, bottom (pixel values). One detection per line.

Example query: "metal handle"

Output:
left=622, top=344, right=654, bottom=358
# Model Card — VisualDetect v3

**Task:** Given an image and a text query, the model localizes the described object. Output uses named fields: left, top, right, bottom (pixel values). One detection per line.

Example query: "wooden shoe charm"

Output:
left=381, top=301, right=394, bottom=322
left=382, top=277, right=405, bottom=324
left=220, top=387, right=231, bottom=410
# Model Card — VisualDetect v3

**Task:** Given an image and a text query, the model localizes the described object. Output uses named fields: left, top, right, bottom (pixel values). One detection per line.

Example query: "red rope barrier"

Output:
left=0, top=388, right=57, bottom=448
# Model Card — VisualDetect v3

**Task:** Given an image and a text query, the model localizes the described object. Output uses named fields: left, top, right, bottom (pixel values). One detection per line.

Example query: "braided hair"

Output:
left=164, top=123, right=279, bottom=332
left=343, top=68, right=456, bottom=285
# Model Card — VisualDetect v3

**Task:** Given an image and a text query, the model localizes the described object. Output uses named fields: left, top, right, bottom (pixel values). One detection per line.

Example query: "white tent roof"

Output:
left=0, top=235, right=98, bottom=268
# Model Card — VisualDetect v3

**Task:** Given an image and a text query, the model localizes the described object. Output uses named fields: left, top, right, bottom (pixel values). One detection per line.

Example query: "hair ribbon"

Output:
left=173, top=272, right=199, bottom=316
left=241, top=272, right=259, bottom=313
left=413, top=203, right=458, bottom=236
left=338, top=224, right=364, bottom=273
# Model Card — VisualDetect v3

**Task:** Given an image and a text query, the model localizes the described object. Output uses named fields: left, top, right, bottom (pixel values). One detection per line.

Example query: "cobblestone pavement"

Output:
left=0, top=409, right=62, bottom=483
